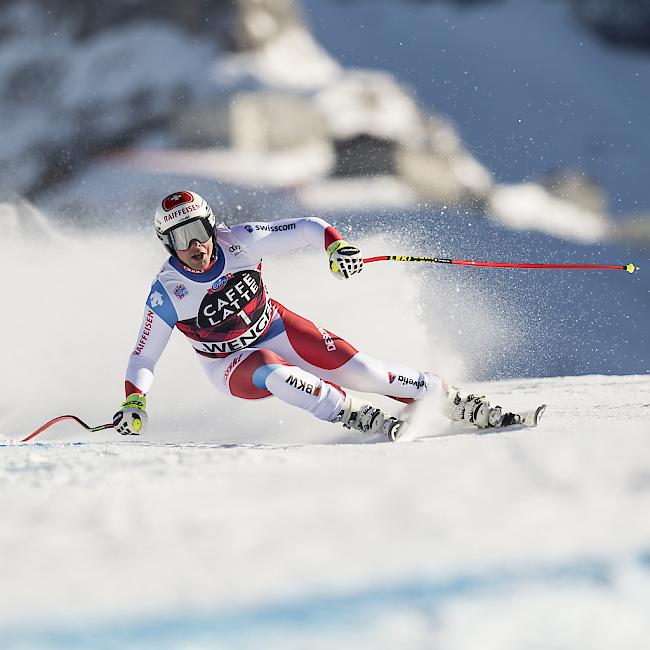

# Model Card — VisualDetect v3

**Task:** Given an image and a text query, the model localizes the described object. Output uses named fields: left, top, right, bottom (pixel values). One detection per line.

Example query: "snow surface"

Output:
left=1, top=381, right=649, bottom=649
left=1, top=205, right=649, bottom=648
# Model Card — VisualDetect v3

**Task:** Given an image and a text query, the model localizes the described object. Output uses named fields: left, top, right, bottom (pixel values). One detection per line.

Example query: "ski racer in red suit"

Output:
left=113, top=191, right=513, bottom=441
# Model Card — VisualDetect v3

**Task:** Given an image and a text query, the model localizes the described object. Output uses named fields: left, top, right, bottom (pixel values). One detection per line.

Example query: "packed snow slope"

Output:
left=0, top=204, right=649, bottom=648
left=1, top=382, right=649, bottom=649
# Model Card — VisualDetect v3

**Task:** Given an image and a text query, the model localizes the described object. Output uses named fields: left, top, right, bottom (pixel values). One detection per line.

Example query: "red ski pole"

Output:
left=363, top=255, right=638, bottom=273
left=20, top=415, right=114, bottom=443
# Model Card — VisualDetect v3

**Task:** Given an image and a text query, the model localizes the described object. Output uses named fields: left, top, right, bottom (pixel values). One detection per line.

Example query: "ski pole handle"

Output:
left=363, top=255, right=638, bottom=273
left=20, top=415, right=114, bottom=443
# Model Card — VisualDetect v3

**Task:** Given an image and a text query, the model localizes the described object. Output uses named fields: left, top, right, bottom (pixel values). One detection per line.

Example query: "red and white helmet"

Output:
left=154, top=191, right=216, bottom=255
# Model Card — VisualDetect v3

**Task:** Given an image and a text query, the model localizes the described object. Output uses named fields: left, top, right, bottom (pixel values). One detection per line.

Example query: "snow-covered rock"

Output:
left=489, top=182, right=611, bottom=242
left=0, top=2, right=217, bottom=196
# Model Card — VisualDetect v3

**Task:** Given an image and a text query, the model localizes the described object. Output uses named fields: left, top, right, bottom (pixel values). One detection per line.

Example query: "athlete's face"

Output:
left=176, top=236, right=214, bottom=271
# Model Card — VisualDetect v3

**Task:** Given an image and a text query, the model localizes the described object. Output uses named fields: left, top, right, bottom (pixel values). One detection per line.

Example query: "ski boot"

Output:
left=447, top=389, right=505, bottom=428
left=334, top=396, right=405, bottom=441
left=447, top=389, right=546, bottom=430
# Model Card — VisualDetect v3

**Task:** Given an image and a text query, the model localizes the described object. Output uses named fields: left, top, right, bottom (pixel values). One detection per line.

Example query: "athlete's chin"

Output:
left=187, top=253, right=209, bottom=271
left=194, top=259, right=208, bottom=270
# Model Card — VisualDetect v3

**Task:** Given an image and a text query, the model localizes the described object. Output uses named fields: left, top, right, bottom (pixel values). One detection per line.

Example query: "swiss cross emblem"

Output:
left=162, top=191, right=194, bottom=211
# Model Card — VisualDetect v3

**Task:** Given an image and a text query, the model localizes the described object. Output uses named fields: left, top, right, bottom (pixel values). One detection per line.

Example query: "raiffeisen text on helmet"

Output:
left=164, top=203, right=202, bottom=222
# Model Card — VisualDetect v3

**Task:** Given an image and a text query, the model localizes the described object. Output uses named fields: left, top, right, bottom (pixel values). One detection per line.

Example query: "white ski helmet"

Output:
left=154, top=191, right=216, bottom=255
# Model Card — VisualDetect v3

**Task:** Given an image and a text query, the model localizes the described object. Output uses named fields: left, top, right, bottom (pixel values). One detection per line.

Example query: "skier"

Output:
left=113, top=191, right=531, bottom=441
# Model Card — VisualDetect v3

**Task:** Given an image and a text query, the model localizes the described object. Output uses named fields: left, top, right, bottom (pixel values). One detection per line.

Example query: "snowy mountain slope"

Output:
left=1, top=374, right=649, bottom=649
left=0, top=3, right=219, bottom=196
left=8, top=0, right=647, bottom=252
left=304, top=0, right=650, bottom=215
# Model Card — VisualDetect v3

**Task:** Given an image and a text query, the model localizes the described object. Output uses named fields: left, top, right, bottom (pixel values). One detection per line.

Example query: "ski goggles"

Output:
left=162, top=217, right=214, bottom=251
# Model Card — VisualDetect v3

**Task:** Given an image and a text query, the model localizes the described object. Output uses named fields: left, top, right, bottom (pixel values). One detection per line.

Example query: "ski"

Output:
left=498, top=404, right=546, bottom=429
left=398, top=403, right=547, bottom=441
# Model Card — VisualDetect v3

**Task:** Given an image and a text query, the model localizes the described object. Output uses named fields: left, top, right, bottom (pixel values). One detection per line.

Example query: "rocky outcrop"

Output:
left=540, top=168, right=608, bottom=215
left=611, top=215, right=650, bottom=249
left=488, top=183, right=610, bottom=243
left=1, top=0, right=637, bottom=245
left=568, top=0, right=650, bottom=50
left=174, top=93, right=328, bottom=151
left=0, top=2, right=220, bottom=197
left=206, top=40, right=493, bottom=206
left=359, top=0, right=650, bottom=50
left=0, top=0, right=234, bottom=40
left=230, top=0, right=308, bottom=51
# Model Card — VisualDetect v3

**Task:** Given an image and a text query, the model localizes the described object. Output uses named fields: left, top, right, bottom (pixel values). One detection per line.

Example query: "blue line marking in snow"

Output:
left=3, top=553, right=649, bottom=649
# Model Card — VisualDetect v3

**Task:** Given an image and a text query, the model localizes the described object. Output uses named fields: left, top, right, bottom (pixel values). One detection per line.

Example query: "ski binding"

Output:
left=498, top=404, right=546, bottom=429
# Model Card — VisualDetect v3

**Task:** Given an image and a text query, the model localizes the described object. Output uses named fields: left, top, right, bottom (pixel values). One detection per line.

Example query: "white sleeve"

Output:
left=230, top=217, right=342, bottom=257
left=124, top=306, right=173, bottom=395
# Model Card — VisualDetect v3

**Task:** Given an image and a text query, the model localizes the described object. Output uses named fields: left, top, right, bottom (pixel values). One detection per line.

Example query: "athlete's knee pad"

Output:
left=228, top=349, right=289, bottom=399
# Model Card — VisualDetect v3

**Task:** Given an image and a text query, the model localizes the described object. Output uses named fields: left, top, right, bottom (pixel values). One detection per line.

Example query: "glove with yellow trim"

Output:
left=113, top=393, right=148, bottom=436
left=327, top=240, right=364, bottom=280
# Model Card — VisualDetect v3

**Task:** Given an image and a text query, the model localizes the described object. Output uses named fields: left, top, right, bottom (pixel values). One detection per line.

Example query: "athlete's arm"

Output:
left=124, top=307, right=173, bottom=395
left=231, top=217, right=343, bottom=256
left=124, top=281, right=178, bottom=395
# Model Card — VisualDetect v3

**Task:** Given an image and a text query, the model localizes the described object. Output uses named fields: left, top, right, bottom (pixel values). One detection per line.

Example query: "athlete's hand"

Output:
left=327, top=240, right=364, bottom=280
left=113, top=393, right=148, bottom=436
